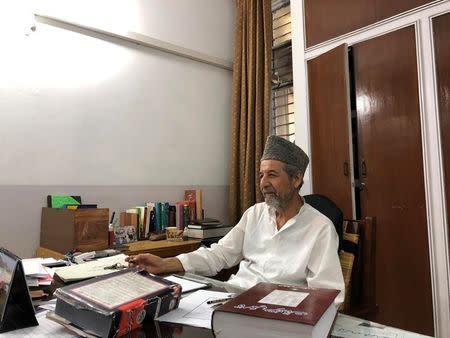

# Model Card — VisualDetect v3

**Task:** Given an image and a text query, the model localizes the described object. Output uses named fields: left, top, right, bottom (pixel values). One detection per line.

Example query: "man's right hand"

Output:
left=126, top=253, right=184, bottom=275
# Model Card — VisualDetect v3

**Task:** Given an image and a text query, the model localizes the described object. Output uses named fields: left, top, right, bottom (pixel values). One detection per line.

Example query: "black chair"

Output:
left=304, top=194, right=343, bottom=251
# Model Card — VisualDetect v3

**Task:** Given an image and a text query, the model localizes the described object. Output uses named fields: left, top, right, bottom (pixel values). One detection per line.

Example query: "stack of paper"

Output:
left=22, top=258, right=56, bottom=287
left=156, top=289, right=234, bottom=329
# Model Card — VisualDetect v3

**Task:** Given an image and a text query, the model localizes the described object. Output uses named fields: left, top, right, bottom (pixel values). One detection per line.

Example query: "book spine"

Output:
left=175, top=204, right=182, bottom=229
left=145, top=202, right=155, bottom=237
left=196, top=189, right=203, bottom=220
left=184, top=190, right=197, bottom=220
left=155, top=203, right=162, bottom=233
left=150, top=210, right=156, bottom=233
left=183, top=204, right=190, bottom=229
left=161, top=202, right=169, bottom=230
left=168, top=205, right=176, bottom=227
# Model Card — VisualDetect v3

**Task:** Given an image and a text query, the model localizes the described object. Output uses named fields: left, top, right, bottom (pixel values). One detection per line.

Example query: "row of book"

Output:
left=115, top=190, right=208, bottom=241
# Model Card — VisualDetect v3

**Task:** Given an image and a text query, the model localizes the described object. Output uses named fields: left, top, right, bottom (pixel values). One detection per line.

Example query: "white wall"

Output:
left=0, top=0, right=235, bottom=256
left=0, top=0, right=234, bottom=186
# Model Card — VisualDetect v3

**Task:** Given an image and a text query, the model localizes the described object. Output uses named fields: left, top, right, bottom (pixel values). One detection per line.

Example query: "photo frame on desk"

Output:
left=0, top=247, right=38, bottom=333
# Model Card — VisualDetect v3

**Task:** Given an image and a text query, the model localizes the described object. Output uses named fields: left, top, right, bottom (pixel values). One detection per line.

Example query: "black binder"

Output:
left=0, top=247, right=38, bottom=333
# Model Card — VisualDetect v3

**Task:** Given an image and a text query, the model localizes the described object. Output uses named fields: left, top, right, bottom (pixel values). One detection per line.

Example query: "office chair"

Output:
left=303, top=194, right=343, bottom=251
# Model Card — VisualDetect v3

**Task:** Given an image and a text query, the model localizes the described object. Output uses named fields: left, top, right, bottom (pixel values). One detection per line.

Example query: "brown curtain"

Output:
left=229, top=0, right=272, bottom=225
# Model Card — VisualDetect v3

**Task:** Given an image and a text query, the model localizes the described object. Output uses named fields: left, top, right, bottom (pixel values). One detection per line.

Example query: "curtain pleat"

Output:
left=229, top=0, right=272, bottom=225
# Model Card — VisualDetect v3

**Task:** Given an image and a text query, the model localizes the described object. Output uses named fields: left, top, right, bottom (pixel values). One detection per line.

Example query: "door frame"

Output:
left=291, top=1, right=450, bottom=336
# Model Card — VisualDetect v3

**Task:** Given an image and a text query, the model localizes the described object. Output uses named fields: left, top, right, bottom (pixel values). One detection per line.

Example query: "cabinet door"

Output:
left=433, top=12, right=450, bottom=252
left=354, top=26, right=433, bottom=335
left=308, top=44, right=354, bottom=219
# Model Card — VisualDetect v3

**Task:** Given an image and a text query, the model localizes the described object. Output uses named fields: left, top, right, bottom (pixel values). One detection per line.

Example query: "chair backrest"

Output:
left=304, top=194, right=343, bottom=250
left=340, top=217, right=377, bottom=317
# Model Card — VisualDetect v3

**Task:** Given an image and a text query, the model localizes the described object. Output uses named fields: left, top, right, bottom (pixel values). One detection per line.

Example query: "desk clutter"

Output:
left=40, top=189, right=225, bottom=258
left=3, top=245, right=430, bottom=338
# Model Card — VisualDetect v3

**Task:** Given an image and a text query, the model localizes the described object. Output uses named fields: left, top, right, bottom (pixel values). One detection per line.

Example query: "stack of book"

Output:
left=212, top=282, right=340, bottom=338
left=185, top=218, right=232, bottom=239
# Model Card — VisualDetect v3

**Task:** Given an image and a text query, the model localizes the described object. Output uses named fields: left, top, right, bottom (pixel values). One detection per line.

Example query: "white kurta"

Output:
left=177, top=201, right=345, bottom=304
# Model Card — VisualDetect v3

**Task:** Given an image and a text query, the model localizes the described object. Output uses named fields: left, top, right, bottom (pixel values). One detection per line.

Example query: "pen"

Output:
left=207, top=296, right=234, bottom=305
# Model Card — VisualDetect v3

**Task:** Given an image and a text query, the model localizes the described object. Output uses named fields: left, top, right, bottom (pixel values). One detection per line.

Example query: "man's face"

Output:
left=259, top=160, right=302, bottom=209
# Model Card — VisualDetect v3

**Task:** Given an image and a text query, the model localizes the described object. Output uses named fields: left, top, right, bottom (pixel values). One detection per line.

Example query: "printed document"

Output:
left=156, top=289, right=233, bottom=329
left=54, top=254, right=127, bottom=282
left=71, top=271, right=168, bottom=309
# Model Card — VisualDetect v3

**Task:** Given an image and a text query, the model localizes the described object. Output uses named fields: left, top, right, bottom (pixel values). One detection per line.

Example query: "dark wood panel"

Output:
left=308, top=44, right=353, bottom=218
left=305, top=0, right=436, bottom=47
left=433, top=12, right=450, bottom=254
left=354, top=26, right=434, bottom=335
left=375, top=0, right=435, bottom=19
left=305, top=0, right=375, bottom=47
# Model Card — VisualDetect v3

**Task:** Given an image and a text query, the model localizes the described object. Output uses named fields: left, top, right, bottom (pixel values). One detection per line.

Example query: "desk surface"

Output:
left=36, top=239, right=201, bottom=260
left=21, top=274, right=431, bottom=338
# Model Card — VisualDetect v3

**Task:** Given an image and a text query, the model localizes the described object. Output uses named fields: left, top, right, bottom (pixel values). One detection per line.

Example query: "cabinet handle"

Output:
left=343, top=162, right=349, bottom=176
left=361, top=159, right=367, bottom=178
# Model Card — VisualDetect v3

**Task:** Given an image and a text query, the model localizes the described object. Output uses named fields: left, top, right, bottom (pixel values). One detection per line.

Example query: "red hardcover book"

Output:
left=184, top=190, right=197, bottom=222
left=212, top=282, right=339, bottom=338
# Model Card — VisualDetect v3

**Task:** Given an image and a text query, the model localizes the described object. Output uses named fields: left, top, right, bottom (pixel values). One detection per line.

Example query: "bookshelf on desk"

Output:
left=36, top=239, right=201, bottom=260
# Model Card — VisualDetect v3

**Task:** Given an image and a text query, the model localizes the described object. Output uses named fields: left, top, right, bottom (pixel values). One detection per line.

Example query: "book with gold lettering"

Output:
left=54, top=269, right=181, bottom=337
left=212, top=282, right=339, bottom=338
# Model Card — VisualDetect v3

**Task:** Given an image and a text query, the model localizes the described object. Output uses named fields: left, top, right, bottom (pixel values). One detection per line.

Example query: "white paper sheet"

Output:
left=164, top=275, right=209, bottom=293
left=54, top=254, right=128, bottom=282
left=332, top=314, right=432, bottom=338
left=22, top=258, right=54, bottom=278
left=156, top=289, right=233, bottom=329
left=258, top=289, right=309, bottom=307
left=0, top=313, right=76, bottom=338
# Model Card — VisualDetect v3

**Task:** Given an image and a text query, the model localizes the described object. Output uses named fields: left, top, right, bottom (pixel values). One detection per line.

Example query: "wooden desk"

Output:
left=122, top=239, right=201, bottom=257
left=36, top=239, right=201, bottom=259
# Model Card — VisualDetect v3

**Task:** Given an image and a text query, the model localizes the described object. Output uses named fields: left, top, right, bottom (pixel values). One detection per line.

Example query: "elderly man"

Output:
left=127, top=135, right=345, bottom=303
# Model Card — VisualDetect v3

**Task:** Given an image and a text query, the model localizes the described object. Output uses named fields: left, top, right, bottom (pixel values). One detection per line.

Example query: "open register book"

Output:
left=212, top=282, right=339, bottom=338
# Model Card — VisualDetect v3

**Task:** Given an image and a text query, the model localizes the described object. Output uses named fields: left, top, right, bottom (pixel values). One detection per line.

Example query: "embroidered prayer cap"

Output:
left=261, top=135, right=309, bottom=173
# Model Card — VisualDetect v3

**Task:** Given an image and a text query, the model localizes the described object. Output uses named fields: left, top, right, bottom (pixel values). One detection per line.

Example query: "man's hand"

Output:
left=126, top=254, right=184, bottom=275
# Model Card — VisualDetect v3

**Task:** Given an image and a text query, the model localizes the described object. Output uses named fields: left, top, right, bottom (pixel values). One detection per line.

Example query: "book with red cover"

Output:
left=54, top=269, right=181, bottom=337
left=184, top=190, right=202, bottom=222
left=212, top=282, right=339, bottom=338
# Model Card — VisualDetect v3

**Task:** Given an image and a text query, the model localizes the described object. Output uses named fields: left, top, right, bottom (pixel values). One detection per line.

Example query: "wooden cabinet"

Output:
left=307, top=26, right=434, bottom=335
left=40, top=208, right=109, bottom=253
left=433, top=12, right=450, bottom=250
left=353, top=26, right=433, bottom=335
left=304, top=0, right=436, bottom=46
left=299, top=1, right=450, bottom=336
left=308, top=44, right=354, bottom=219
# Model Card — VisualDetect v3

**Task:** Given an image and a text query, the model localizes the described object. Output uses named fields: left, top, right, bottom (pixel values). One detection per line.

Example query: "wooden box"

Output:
left=40, top=208, right=109, bottom=253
